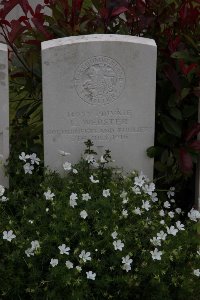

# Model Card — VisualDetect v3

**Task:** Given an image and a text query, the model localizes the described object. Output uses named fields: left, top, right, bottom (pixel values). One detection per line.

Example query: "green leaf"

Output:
left=161, top=115, right=182, bottom=138
left=182, top=105, right=197, bottom=118
left=181, top=88, right=190, bottom=100
left=169, top=107, right=182, bottom=120
left=147, top=146, right=164, bottom=158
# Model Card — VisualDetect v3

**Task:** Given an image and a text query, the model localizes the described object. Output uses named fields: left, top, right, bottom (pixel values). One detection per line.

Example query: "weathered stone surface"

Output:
left=0, top=43, right=9, bottom=186
left=42, top=34, right=157, bottom=178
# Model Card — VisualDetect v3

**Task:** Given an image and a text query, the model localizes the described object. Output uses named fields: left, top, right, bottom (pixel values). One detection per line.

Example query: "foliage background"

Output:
left=0, top=0, right=200, bottom=209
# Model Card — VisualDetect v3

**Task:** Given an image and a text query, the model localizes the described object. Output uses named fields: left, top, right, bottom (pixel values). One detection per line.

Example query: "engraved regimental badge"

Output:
left=74, top=56, right=125, bottom=105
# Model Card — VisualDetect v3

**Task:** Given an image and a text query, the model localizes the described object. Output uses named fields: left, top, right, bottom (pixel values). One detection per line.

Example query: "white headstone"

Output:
left=0, top=43, right=9, bottom=186
left=42, top=34, right=157, bottom=178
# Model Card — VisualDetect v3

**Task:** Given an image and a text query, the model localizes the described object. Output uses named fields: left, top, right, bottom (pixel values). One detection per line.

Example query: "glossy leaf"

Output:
left=161, top=115, right=182, bottom=138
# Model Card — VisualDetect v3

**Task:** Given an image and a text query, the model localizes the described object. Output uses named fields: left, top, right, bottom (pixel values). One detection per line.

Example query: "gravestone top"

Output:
left=0, top=43, right=9, bottom=187
left=42, top=34, right=157, bottom=178
left=42, top=34, right=156, bottom=50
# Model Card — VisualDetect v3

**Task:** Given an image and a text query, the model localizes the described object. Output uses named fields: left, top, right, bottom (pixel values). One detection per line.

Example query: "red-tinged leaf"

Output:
left=168, top=36, right=181, bottom=53
left=185, top=123, right=200, bottom=142
left=20, top=0, right=34, bottom=16
left=0, top=19, right=11, bottom=27
left=31, top=16, right=52, bottom=39
left=71, top=0, right=84, bottom=25
left=179, top=2, right=187, bottom=21
left=179, top=59, right=198, bottom=76
left=164, top=65, right=181, bottom=94
left=179, top=2, right=199, bottom=25
left=193, top=87, right=200, bottom=97
left=179, top=147, right=193, bottom=174
left=23, top=39, right=41, bottom=46
left=139, top=15, right=155, bottom=29
left=100, top=7, right=109, bottom=20
left=136, top=0, right=146, bottom=14
left=35, top=4, right=44, bottom=15
left=10, top=71, right=26, bottom=78
left=8, top=20, right=26, bottom=43
left=111, top=6, right=128, bottom=17
left=189, top=141, right=200, bottom=152
left=18, top=16, right=28, bottom=22
left=0, top=0, right=18, bottom=19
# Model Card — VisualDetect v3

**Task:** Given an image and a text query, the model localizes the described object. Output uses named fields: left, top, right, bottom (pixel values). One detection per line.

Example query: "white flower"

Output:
left=157, top=231, right=167, bottom=241
left=166, top=226, right=178, bottom=236
left=193, top=269, right=200, bottom=277
left=188, top=208, right=200, bottom=222
left=142, top=182, right=155, bottom=195
left=120, top=190, right=128, bottom=199
left=164, top=201, right=171, bottom=209
left=122, top=209, right=128, bottom=218
left=80, top=210, right=88, bottom=219
left=134, top=175, right=145, bottom=187
left=131, top=186, right=141, bottom=194
left=150, top=237, right=161, bottom=247
left=73, top=169, right=78, bottom=174
left=122, top=198, right=129, bottom=204
left=86, top=271, right=96, bottom=280
left=19, top=152, right=30, bottom=162
left=23, top=163, right=34, bottom=174
left=69, top=193, right=78, bottom=208
left=170, top=198, right=175, bottom=203
left=89, top=175, right=99, bottom=183
left=3, top=230, right=16, bottom=242
left=30, top=153, right=40, bottom=165
left=100, top=156, right=107, bottom=163
left=0, top=196, right=8, bottom=202
left=28, top=220, right=33, bottom=224
left=150, top=248, right=163, bottom=260
left=122, top=255, right=133, bottom=266
left=58, top=244, right=70, bottom=255
left=63, top=161, right=72, bottom=171
left=79, top=250, right=91, bottom=262
left=122, top=255, right=133, bottom=272
left=122, top=263, right=132, bottom=272
left=31, top=240, right=40, bottom=250
left=103, top=189, right=110, bottom=197
left=151, top=192, right=158, bottom=202
left=134, top=207, right=142, bottom=215
left=65, top=260, right=73, bottom=269
left=44, top=189, right=55, bottom=201
left=25, top=248, right=34, bottom=257
left=159, top=210, right=165, bottom=217
left=50, top=258, right=58, bottom=267
left=76, top=266, right=82, bottom=272
left=142, top=200, right=151, bottom=211
left=168, top=211, right=175, bottom=218
left=58, top=150, right=71, bottom=156
left=111, top=231, right=118, bottom=239
left=167, top=187, right=175, bottom=198
left=82, top=193, right=91, bottom=201
left=176, top=221, right=185, bottom=231
left=175, top=208, right=182, bottom=214
left=85, top=154, right=95, bottom=163
left=0, top=185, right=5, bottom=196
left=160, top=220, right=165, bottom=225
left=113, top=239, right=124, bottom=251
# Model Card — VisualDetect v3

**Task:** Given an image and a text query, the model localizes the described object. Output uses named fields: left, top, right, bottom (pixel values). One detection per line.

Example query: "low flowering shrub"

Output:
left=0, top=141, right=200, bottom=299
